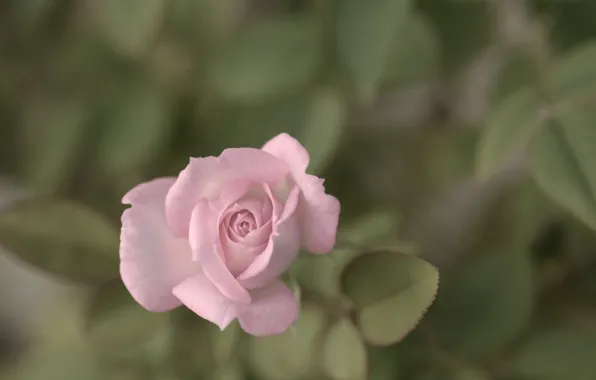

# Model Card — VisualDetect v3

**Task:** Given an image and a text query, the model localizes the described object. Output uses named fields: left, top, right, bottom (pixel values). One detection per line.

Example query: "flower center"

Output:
left=230, top=210, right=257, bottom=238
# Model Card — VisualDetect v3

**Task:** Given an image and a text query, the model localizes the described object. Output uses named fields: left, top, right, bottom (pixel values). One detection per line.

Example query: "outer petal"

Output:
left=122, top=177, right=176, bottom=205
left=166, top=149, right=289, bottom=237
left=262, top=133, right=309, bottom=173
left=238, top=186, right=301, bottom=289
left=261, top=134, right=340, bottom=254
left=189, top=200, right=251, bottom=303
left=173, top=273, right=237, bottom=330
left=237, top=280, right=298, bottom=337
left=120, top=178, right=197, bottom=312
left=295, top=174, right=340, bottom=254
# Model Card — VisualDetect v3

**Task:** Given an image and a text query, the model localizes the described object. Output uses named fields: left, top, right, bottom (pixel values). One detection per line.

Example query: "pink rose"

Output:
left=119, top=133, right=340, bottom=336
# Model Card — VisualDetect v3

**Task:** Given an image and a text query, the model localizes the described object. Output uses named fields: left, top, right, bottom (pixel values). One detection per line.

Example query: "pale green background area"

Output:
left=2, top=1, right=596, bottom=380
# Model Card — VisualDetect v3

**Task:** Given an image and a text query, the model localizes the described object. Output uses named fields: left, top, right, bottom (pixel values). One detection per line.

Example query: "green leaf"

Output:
left=20, top=98, right=89, bottom=192
left=414, top=367, right=491, bottom=380
left=85, top=281, right=170, bottom=362
left=383, top=12, right=440, bottom=87
left=96, top=0, right=166, bottom=57
left=341, top=251, right=439, bottom=346
left=551, top=41, right=596, bottom=101
left=247, top=305, right=327, bottom=380
left=322, top=318, right=367, bottom=380
left=97, top=81, right=173, bottom=173
left=300, top=88, right=347, bottom=174
left=13, top=0, right=58, bottom=31
left=169, top=309, right=217, bottom=380
left=0, top=199, right=119, bottom=284
left=211, top=362, right=245, bottom=380
left=336, top=0, right=413, bottom=103
left=208, top=17, right=321, bottom=102
left=367, top=346, right=401, bottom=380
left=529, top=102, right=596, bottom=231
left=340, top=211, right=400, bottom=246
left=510, top=329, right=596, bottom=380
left=428, top=249, right=535, bottom=360
left=294, top=247, right=361, bottom=299
left=204, top=93, right=310, bottom=155
left=475, top=87, right=542, bottom=179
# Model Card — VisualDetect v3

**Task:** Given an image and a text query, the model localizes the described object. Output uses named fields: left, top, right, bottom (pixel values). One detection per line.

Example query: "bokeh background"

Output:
left=2, top=0, right=596, bottom=379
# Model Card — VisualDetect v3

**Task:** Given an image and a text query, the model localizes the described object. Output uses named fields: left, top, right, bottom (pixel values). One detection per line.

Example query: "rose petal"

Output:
left=122, top=177, right=176, bottom=205
left=261, top=135, right=340, bottom=254
left=262, top=133, right=309, bottom=173
left=120, top=178, right=197, bottom=312
left=238, top=186, right=301, bottom=289
left=189, top=200, right=251, bottom=304
left=294, top=174, right=341, bottom=254
left=166, top=149, right=289, bottom=237
left=173, top=273, right=237, bottom=330
left=237, top=280, right=298, bottom=337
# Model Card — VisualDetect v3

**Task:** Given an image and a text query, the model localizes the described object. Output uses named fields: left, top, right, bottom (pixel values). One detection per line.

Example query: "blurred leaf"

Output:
left=476, top=88, right=541, bottom=179
left=96, top=0, right=166, bottom=57
left=0, top=199, right=119, bottom=284
left=417, top=0, right=490, bottom=76
left=7, top=299, right=101, bottom=380
left=551, top=41, right=596, bottom=101
left=204, top=93, right=309, bottom=154
left=301, top=88, right=347, bottom=174
left=85, top=281, right=170, bottom=363
left=414, top=367, right=491, bottom=380
left=7, top=334, right=101, bottom=380
left=211, top=321, right=241, bottom=365
left=336, top=0, right=412, bottom=103
left=211, top=362, right=245, bottom=380
left=20, top=98, right=89, bottom=192
left=367, top=346, right=401, bottom=380
left=383, top=12, right=440, bottom=87
left=169, top=309, right=217, bottom=380
left=342, top=251, right=439, bottom=346
left=429, top=249, right=535, bottom=360
left=97, top=81, right=173, bottom=174
left=294, top=247, right=360, bottom=299
left=530, top=101, right=596, bottom=231
left=247, top=305, right=327, bottom=380
left=208, top=17, right=321, bottom=102
left=12, top=0, right=58, bottom=31
left=322, top=318, right=367, bottom=380
left=493, top=50, right=536, bottom=103
left=510, top=329, right=596, bottom=380
left=339, top=210, right=401, bottom=247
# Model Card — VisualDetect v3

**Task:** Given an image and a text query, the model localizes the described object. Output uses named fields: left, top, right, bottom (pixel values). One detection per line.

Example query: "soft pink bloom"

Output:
left=119, top=133, right=340, bottom=336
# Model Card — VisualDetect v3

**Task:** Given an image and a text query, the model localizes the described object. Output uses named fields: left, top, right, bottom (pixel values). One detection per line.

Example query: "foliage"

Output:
left=1, top=0, right=596, bottom=380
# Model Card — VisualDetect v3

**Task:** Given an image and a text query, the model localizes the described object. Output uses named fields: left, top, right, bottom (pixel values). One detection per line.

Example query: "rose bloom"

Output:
left=119, top=133, right=340, bottom=336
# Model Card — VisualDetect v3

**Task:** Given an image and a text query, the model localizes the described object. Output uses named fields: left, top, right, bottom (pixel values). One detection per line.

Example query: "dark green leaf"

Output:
left=20, top=98, right=89, bottom=192
left=98, top=81, right=173, bottom=173
left=342, top=251, right=439, bottom=346
left=85, top=281, right=170, bottom=362
left=96, top=0, right=166, bottom=57
left=428, top=249, right=535, bottom=360
left=336, top=0, right=413, bottom=103
left=208, top=17, right=321, bottom=102
left=511, top=329, right=596, bottom=380
left=475, top=88, right=542, bottom=179
left=551, top=41, right=596, bottom=101
left=383, top=12, right=440, bottom=87
left=247, top=305, right=327, bottom=380
left=300, top=88, right=347, bottom=174
left=529, top=102, right=596, bottom=231
left=0, top=199, right=119, bottom=284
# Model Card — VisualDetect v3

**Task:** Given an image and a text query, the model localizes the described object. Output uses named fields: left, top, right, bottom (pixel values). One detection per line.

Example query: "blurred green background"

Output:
left=2, top=0, right=596, bottom=379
